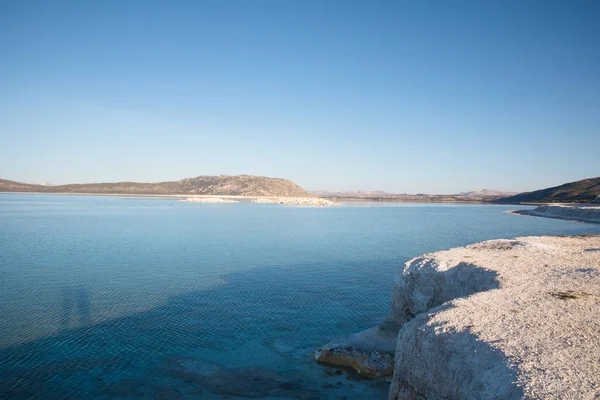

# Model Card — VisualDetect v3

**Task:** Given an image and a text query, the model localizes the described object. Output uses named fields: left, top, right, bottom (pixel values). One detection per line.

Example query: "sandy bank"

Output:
left=251, top=197, right=341, bottom=206
left=511, top=204, right=600, bottom=224
left=178, top=196, right=341, bottom=206
left=316, top=235, right=600, bottom=399
left=180, top=197, right=238, bottom=203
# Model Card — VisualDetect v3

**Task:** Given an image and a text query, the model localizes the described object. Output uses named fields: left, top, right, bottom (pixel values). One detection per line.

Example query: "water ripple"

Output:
left=2, top=194, right=599, bottom=398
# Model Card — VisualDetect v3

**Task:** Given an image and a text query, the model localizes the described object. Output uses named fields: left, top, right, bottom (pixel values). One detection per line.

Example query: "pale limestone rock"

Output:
left=317, top=236, right=600, bottom=400
left=389, top=235, right=600, bottom=399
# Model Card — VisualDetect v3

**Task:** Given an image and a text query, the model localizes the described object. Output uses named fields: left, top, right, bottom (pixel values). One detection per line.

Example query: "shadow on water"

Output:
left=60, top=286, right=92, bottom=329
left=0, top=260, right=394, bottom=399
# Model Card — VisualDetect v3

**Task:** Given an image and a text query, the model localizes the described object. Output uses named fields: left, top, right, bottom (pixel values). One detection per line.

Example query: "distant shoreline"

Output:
left=0, top=192, right=342, bottom=206
left=509, top=203, right=600, bottom=224
left=321, top=196, right=494, bottom=204
left=10, top=191, right=582, bottom=206
left=0, top=191, right=511, bottom=205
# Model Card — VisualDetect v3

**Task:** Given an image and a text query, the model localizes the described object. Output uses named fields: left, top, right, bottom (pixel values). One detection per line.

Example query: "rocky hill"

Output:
left=497, top=176, right=600, bottom=204
left=314, top=189, right=516, bottom=202
left=0, top=175, right=313, bottom=197
left=0, top=179, right=43, bottom=192
left=311, top=190, right=393, bottom=197
left=457, top=189, right=517, bottom=197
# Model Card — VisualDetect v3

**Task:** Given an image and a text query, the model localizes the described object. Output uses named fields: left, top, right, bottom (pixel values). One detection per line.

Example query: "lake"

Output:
left=1, top=194, right=599, bottom=399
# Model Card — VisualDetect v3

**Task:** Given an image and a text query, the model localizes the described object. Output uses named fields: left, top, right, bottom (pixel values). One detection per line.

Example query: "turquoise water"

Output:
left=1, top=194, right=599, bottom=399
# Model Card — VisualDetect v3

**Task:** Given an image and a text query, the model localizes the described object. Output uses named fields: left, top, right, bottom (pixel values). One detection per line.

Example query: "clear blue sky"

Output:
left=1, top=0, right=598, bottom=193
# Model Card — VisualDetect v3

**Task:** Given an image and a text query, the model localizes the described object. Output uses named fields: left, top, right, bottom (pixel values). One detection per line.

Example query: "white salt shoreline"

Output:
left=510, top=203, right=600, bottom=224
left=251, top=197, right=340, bottom=206
left=316, top=235, right=600, bottom=399
left=1, top=192, right=343, bottom=206
left=178, top=196, right=341, bottom=206
left=180, top=197, right=238, bottom=203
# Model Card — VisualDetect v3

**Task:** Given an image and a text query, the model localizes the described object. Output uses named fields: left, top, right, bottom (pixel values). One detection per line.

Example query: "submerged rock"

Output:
left=167, top=358, right=319, bottom=399
left=314, top=322, right=398, bottom=378
left=315, top=346, right=394, bottom=379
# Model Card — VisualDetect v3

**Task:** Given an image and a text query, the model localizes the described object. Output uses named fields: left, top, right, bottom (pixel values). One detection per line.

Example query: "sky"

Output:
left=1, top=0, right=599, bottom=193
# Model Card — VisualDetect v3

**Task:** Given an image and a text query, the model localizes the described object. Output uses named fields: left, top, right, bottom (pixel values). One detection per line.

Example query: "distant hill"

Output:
left=314, top=188, right=518, bottom=202
left=311, top=190, right=394, bottom=197
left=497, top=177, right=600, bottom=204
left=0, top=175, right=313, bottom=197
left=457, top=189, right=517, bottom=198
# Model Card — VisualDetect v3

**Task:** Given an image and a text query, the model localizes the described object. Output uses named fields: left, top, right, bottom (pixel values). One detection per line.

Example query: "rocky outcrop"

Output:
left=316, top=245, right=501, bottom=378
left=511, top=204, right=600, bottom=224
left=317, top=236, right=600, bottom=399
left=314, top=327, right=396, bottom=378
left=178, top=175, right=313, bottom=197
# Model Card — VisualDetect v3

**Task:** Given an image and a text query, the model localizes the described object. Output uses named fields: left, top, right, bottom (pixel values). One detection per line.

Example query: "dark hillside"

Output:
left=497, top=177, right=600, bottom=204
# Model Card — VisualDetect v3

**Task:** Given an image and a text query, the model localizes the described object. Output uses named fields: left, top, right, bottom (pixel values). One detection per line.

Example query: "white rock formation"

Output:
left=317, top=236, right=600, bottom=399
left=511, top=204, right=600, bottom=224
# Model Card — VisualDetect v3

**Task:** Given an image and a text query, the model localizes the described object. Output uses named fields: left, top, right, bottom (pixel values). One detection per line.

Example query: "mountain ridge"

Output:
left=456, top=189, right=517, bottom=197
left=497, top=176, right=600, bottom=204
left=313, top=188, right=515, bottom=200
left=0, top=175, right=313, bottom=197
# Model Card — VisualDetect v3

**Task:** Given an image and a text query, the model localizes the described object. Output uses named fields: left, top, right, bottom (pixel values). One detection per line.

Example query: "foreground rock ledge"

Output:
left=316, top=235, right=600, bottom=399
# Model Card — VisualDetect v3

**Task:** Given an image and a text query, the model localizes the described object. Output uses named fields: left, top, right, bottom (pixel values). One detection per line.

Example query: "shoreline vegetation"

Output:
left=316, top=235, right=600, bottom=399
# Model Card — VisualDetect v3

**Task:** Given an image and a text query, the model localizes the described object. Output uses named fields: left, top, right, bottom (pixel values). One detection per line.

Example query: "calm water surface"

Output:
left=1, top=194, right=599, bottom=399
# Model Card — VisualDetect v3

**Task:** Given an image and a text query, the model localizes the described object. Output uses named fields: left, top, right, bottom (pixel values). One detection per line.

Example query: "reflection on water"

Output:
left=60, top=286, right=92, bottom=329
left=1, top=194, right=599, bottom=399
